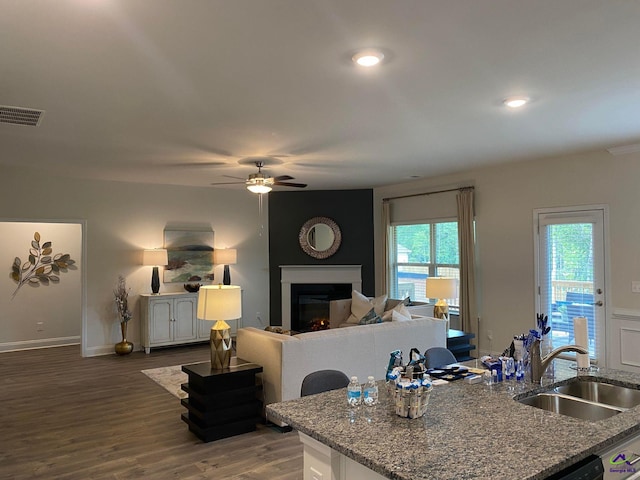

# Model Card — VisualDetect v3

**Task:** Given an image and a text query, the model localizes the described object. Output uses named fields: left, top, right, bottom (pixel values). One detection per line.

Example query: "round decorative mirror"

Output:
left=299, top=217, right=342, bottom=259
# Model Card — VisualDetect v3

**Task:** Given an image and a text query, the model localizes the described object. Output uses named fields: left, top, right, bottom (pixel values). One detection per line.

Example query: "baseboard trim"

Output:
left=0, top=336, right=80, bottom=353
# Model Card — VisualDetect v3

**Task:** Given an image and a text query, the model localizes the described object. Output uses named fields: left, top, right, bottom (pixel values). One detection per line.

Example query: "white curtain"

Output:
left=456, top=188, right=477, bottom=335
left=382, top=200, right=391, bottom=296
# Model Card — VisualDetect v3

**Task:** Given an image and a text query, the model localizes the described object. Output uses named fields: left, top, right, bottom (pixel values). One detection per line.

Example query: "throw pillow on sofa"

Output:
left=346, top=290, right=388, bottom=324
left=391, top=308, right=412, bottom=322
left=381, top=302, right=412, bottom=322
left=359, top=308, right=383, bottom=325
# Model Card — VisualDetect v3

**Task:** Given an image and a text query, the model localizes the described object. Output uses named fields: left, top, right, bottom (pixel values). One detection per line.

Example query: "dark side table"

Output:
left=180, top=359, right=263, bottom=442
left=447, top=329, right=476, bottom=361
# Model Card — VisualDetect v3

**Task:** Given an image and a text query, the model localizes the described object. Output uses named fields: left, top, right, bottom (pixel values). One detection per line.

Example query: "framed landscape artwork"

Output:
left=163, top=229, right=214, bottom=283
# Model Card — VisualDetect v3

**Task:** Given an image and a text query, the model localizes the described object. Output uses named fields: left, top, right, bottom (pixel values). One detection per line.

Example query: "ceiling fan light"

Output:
left=247, top=184, right=272, bottom=194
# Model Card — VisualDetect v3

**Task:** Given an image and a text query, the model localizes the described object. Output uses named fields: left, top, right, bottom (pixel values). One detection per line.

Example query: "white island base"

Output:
left=300, top=432, right=388, bottom=480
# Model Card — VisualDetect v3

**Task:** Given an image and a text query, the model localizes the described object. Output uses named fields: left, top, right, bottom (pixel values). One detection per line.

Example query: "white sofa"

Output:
left=236, top=314, right=446, bottom=425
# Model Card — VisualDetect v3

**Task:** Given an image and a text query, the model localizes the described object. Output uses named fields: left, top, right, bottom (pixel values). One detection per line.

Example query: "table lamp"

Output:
left=425, top=277, right=457, bottom=330
left=213, top=248, right=237, bottom=285
left=142, top=248, right=168, bottom=294
left=197, top=285, right=242, bottom=369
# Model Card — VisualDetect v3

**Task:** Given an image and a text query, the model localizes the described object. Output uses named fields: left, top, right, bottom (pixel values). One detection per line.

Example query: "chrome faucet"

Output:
left=529, top=338, right=589, bottom=384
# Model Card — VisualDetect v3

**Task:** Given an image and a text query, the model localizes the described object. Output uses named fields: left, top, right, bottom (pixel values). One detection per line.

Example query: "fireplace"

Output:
left=291, top=283, right=352, bottom=332
left=280, top=265, right=362, bottom=330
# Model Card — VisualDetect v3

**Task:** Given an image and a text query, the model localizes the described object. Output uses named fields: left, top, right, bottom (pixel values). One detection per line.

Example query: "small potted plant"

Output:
left=114, top=275, right=134, bottom=355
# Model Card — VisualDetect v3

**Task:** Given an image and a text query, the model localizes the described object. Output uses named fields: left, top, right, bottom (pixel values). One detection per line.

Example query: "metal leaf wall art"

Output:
left=10, top=231, right=77, bottom=299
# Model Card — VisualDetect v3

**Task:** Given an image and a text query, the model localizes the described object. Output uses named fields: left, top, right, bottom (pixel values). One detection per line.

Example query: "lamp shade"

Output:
left=246, top=184, right=272, bottom=194
left=213, top=248, right=237, bottom=265
left=197, top=285, right=242, bottom=321
left=142, top=249, right=168, bottom=266
left=425, top=277, right=457, bottom=300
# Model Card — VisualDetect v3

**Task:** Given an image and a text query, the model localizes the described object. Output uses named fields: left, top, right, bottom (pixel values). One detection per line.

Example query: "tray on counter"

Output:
left=426, top=365, right=472, bottom=382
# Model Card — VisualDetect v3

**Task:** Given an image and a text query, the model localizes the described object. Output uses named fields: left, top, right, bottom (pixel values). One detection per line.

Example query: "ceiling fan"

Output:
left=211, top=160, right=307, bottom=194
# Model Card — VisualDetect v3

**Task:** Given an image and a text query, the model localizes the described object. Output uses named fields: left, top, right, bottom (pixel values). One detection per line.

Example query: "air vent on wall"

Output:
left=0, top=105, right=45, bottom=127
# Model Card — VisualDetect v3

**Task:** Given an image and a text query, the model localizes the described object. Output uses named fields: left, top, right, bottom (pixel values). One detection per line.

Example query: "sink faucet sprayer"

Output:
left=529, top=338, right=589, bottom=384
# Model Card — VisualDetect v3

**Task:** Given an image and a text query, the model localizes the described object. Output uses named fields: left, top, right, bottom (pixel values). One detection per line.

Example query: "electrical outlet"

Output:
left=632, top=281, right=640, bottom=293
left=36, top=321, right=44, bottom=332
left=487, top=329, right=493, bottom=340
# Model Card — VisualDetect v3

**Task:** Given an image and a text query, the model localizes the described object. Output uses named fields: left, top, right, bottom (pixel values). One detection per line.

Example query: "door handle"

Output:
left=594, top=301, right=603, bottom=307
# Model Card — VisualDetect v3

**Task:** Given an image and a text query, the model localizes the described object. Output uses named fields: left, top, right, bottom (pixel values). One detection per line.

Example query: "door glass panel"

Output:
left=544, top=223, right=595, bottom=352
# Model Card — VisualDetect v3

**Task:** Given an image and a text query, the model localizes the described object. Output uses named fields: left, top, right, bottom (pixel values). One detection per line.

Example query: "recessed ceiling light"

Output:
left=352, top=49, right=384, bottom=67
left=503, top=96, right=530, bottom=108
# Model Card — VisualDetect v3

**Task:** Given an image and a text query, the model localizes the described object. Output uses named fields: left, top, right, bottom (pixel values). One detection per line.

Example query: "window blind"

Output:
left=538, top=216, right=601, bottom=362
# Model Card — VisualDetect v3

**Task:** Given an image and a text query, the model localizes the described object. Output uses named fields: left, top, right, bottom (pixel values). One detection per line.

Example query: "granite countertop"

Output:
left=266, top=361, right=640, bottom=480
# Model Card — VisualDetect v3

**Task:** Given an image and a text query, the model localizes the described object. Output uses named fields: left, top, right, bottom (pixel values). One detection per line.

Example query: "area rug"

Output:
left=141, top=365, right=188, bottom=399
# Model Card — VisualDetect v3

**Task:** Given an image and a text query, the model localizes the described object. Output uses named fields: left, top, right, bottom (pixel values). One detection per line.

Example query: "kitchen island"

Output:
left=266, top=362, right=640, bottom=479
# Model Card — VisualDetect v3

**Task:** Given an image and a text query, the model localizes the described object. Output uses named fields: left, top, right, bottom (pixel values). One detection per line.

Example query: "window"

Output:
left=389, top=220, right=460, bottom=305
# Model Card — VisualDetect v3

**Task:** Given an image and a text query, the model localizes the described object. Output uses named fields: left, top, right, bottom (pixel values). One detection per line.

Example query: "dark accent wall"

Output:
left=268, top=189, right=375, bottom=325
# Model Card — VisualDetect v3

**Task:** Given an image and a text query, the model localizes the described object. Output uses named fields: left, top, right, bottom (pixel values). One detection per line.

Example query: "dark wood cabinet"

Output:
left=447, top=329, right=476, bottom=361
left=181, top=359, right=263, bottom=442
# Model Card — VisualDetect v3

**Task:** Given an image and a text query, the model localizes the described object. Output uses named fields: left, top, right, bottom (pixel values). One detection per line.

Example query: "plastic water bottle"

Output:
left=347, top=376, right=362, bottom=407
left=516, top=359, right=525, bottom=383
left=363, top=376, right=378, bottom=406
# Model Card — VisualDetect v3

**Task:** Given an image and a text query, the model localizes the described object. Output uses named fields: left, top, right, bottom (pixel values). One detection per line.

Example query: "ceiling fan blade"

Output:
left=162, top=161, right=229, bottom=168
left=274, top=175, right=294, bottom=182
left=222, top=174, right=246, bottom=180
left=274, top=181, right=307, bottom=188
left=210, top=181, right=245, bottom=186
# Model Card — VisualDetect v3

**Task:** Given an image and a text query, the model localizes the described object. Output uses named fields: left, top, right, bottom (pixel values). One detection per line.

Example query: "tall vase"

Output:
left=115, top=321, right=134, bottom=355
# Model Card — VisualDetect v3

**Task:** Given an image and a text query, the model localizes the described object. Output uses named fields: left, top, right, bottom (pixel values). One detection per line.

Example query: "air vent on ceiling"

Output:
left=607, top=143, right=640, bottom=156
left=0, top=105, right=45, bottom=127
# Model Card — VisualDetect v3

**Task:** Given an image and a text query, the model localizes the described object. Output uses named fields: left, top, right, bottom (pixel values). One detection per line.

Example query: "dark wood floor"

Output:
left=0, top=344, right=302, bottom=479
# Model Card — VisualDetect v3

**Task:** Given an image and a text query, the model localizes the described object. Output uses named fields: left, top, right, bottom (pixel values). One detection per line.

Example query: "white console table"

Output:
left=140, top=292, right=240, bottom=353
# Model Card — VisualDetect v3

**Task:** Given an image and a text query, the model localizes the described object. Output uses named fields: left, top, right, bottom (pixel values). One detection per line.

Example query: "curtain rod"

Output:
left=382, top=185, right=474, bottom=202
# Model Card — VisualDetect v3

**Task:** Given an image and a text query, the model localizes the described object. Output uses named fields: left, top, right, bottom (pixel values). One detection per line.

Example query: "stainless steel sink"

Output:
left=518, top=392, right=622, bottom=421
left=516, top=379, right=640, bottom=421
left=552, top=381, right=640, bottom=409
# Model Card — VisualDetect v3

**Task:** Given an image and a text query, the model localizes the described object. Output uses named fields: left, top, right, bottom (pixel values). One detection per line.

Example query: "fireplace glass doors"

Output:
left=291, top=283, right=351, bottom=332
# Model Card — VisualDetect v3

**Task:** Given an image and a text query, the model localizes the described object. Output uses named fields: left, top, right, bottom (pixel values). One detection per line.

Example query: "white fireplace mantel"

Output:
left=280, top=265, right=362, bottom=330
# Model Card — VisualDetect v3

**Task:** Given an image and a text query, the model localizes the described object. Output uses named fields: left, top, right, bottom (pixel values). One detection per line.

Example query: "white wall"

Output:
left=1, top=222, right=83, bottom=350
left=6, top=147, right=640, bottom=362
left=374, top=149, right=640, bottom=360
left=0, top=165, right=270, bottom=356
